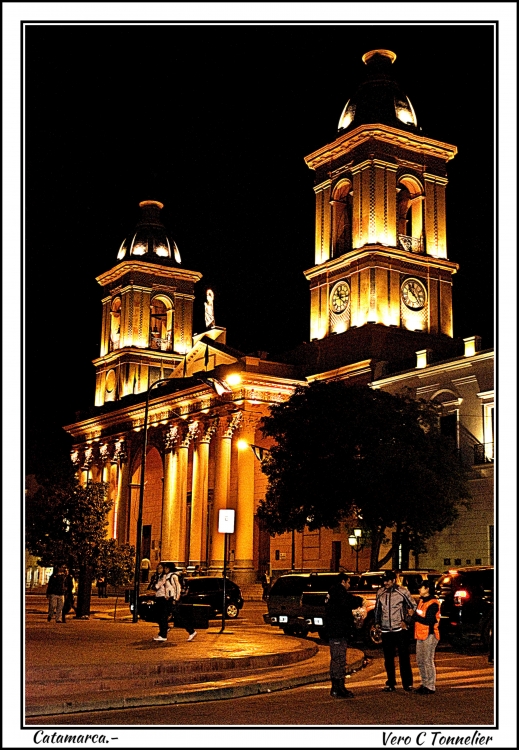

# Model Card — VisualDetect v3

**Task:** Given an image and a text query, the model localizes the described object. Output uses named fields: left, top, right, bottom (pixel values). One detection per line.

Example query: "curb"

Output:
left=26, top=651, right=365, bottom=717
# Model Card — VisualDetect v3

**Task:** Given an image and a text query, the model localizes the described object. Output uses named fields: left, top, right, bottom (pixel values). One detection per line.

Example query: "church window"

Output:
left=397, top=175, right=424, bottom=253
left=331, top=180, right=353, bottom=257
left=150, top=296, right=173, bottom=351
left=109, top=297, right=121, bottom=352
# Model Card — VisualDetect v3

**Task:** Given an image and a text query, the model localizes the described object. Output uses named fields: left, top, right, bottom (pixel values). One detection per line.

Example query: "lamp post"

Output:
left=348, top=527, right=364, bottom=573
left=132, top=377, right=178, bottom=623
left=131, top=374, right=239, bottom=622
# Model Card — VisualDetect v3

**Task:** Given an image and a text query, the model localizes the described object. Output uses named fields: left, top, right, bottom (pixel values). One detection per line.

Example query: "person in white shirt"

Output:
left=153, top=563, right=179, bottom=641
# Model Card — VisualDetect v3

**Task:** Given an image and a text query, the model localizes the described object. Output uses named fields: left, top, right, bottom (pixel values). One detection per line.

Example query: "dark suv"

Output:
left=436, top=566, right=494, bottom=647
left=263, top=572, right=368, bottom=641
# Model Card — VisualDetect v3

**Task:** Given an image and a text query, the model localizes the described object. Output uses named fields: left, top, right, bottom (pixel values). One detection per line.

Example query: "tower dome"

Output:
left=116, top=200, right=181, bottom=264
left=338, top=49, right=418, bottom=133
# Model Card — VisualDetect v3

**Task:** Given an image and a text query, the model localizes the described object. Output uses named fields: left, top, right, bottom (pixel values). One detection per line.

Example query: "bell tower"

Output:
left=304, top=49, right=459, bottom=348
left=93, top=200, right=202, bottom=406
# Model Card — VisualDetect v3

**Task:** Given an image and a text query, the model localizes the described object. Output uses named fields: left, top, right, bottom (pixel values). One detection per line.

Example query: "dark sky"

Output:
left=24, top=22, right=495, bottom=461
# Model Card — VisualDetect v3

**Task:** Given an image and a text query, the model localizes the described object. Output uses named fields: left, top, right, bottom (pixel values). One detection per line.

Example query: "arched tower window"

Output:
left=109, top=297, right=121, bottom=352
left=331, top=179, right=353, bottom=257
left=397, top=175, right=424, bottom=253
left=150, top=296, right=173, bottom=351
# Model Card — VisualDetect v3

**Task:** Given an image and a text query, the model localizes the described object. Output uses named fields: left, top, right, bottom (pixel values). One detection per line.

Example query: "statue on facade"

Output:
left=204, top=288, right=215, bottom=329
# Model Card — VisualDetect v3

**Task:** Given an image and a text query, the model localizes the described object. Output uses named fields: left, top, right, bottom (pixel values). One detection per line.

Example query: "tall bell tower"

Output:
left=304, top=49, right=459, bottom=352
left=93, top=200, right=202, bottom=406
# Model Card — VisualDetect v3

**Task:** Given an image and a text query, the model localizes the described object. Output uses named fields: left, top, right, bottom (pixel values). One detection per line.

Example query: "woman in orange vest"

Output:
left=408, top=579, right=440, bottom=694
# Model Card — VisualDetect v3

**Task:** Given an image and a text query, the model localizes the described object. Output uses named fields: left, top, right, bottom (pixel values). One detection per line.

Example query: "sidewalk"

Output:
left=25, top=596, right=365, bottom=717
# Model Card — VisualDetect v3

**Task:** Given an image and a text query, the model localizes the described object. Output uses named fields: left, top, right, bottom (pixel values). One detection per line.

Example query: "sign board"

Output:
left=218, top=509, right=235, bottom=534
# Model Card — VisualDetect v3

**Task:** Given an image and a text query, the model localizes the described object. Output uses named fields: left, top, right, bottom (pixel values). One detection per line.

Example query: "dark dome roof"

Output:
left=338, top=49, right=419, bottom=134
left=117, top=200, right=181, bottom=265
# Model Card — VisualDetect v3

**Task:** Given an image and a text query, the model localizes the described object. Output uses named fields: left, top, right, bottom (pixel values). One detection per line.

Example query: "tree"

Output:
left=94, top=539, right=135, bottom=620
left=26, top=464, right=113, bottom=617
left=257, top=381, right=471, bottom=568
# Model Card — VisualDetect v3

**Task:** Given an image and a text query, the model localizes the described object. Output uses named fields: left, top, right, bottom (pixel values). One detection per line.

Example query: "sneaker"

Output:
left=403, top=686, right=413, bottom=692
left=153, top=636, right=167, bottom=641
left=187, top=631, right=198, bottom=642
left=415, top=686, right=434, bottom=694
left=382, top=686, right=396, bottom=692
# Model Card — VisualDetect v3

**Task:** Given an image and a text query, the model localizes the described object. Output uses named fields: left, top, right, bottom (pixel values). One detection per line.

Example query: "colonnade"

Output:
left=72, top=409, right=262, bottom=584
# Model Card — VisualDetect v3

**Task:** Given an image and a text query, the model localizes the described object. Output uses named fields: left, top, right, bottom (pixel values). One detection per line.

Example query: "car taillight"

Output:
left=454, top=589, right=469, bottom=606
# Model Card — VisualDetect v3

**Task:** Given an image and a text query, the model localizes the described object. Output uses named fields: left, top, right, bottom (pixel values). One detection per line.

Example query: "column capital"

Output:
left=222, top=410, right=243, bottom=438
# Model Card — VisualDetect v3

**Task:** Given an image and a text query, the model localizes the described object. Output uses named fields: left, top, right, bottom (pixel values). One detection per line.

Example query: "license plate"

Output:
left=314, top=617, right=323, bottom=626
left=279, top=615, right=288, bottom=623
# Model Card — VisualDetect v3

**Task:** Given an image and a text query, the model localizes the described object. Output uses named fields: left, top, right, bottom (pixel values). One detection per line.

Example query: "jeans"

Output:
left=329, top=637, right=348, bottom=679
left=47, top=595, right=64, bottom=622
left=155, top=596, right=171, bottom=638
left=381, top=629, right=413, bottom=688
left=415, top=635, right=438, bottom=690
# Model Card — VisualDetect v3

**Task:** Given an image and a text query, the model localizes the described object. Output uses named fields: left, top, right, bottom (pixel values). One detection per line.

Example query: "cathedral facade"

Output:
left=64, top=50, right=494, bottom=583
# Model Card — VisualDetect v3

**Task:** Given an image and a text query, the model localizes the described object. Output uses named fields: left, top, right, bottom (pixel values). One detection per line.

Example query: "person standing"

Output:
left=409, top=580, right=440, bottom=694
left=46, top=566, right=66, bottom=623
left=325, top=572, right=364, bottom=698
left=61, top=567, right=76, bottom=622
left=374, top=570, right=416, bottom=692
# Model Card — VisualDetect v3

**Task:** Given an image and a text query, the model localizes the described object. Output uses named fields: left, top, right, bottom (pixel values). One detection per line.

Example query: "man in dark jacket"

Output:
left=46, top=566, right=66, bottom=623
left=325, top=572, right=364, bottom=698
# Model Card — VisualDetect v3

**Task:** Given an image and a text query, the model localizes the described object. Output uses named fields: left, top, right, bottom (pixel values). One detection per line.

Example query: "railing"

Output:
left=473, top=442, right=494, bottom=465
left=398, top=234, right=424, bottom=254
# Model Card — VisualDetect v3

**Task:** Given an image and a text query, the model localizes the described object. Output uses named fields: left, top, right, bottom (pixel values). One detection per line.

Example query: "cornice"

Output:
left=304, top=245, right=459, bottom=280
left=64, top=372, right=306, bottom=442
left=96, top=260, right=203, bottom=287
left=92, top=348, right=184, bottom=368
left=370, top=349, right=494, bottom=388
left=304, top=124, right=457, bottom=171
left=306, top=360, right=374, bottom=383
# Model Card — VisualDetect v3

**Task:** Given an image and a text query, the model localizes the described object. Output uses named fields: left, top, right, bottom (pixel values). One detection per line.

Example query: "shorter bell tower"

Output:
left=93, top=200, right=202, bottom=405
left=304, top=49, right=459, bottom=349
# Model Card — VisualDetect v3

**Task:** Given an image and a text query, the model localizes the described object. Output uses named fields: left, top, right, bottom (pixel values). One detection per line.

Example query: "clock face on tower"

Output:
left=401, top=278, right=427, bottom=310
left=330, top=281, right=350, bottom=313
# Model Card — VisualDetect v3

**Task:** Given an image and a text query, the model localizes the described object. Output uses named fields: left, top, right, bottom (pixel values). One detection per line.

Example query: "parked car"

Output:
left=435, top=566, right=494, bottom=647
left=263, top=570, right=442, bottom=647
left=263, top=572, right=367, bottom=642
left=134, top=575, right=244, bottom=622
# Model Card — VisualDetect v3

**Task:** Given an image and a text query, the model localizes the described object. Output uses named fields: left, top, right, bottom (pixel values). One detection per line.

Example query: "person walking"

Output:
left=374, top=570, right=416, bottom=693
left=409, top=579, right=440, bottom=694
left=325, top=572, right=364, bottom=698
left=61, top=567, right=76, bottom=622
left=153, top=563, right=178, bottom=641
left=46, top=566, right=66, bottom=623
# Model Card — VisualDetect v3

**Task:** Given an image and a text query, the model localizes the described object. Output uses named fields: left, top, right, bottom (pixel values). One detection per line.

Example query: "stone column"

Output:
left=209, top=412, right=243, bottom=572
left=190, top=421, right=216, bottom=567
left=234, top=415, right=258, bottom=584
left=161, top=425, right=180, bottom=561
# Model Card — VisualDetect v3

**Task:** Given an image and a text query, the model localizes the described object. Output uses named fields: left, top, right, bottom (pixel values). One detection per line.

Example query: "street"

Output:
left=25, top=592, right=493, bottom=727
left=25, top=650, right=493, bottom=726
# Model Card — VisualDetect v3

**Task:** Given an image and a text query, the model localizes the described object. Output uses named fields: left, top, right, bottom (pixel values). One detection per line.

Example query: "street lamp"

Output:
left=132, top=375, right=229, bottom=622
left=133, top=377, right=177, bottom=622
left=348, top=527, right=364, bottom=573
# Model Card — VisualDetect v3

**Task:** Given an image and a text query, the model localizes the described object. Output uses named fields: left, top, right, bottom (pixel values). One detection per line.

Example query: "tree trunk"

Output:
left=75, top=563, right=93, bottom=618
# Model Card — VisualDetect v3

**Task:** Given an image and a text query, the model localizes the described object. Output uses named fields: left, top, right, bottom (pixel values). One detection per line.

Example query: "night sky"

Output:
left=24, top=22, right=496, bottom=467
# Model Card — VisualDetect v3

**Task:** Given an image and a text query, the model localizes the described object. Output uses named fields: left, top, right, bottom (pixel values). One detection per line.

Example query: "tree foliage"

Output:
left=94, top=539, right=135, bottom=590
left=26, top=464, right=115, bottom=615
left=257, top=382, right=471, bottom=567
